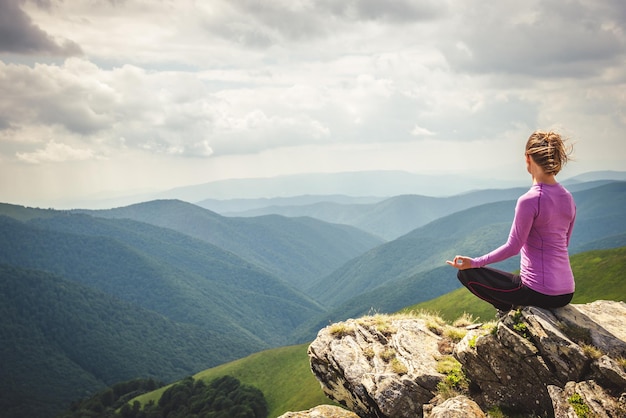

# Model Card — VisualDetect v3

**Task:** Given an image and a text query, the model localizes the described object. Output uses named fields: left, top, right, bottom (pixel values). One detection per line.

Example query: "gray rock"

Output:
left=308, top=315, right=446, bottom=417
left=307, top=301, right=626, bottom=418
left=549, top=380, right=626, bottom=418
left=424, top=395, right=486, bottom=418
left=454, top=301, right=626, bottom=416
left=277, top=405, right=359, bottom=418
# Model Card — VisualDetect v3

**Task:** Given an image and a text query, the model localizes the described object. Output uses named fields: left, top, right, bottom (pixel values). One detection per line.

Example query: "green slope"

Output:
left=404, top=246, right=626, bottom=322
left=133, top=344, right=334, bottom=418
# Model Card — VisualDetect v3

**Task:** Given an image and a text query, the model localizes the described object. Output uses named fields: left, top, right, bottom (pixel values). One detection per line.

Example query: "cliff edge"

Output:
left=299, top=300, right=626, bottom=418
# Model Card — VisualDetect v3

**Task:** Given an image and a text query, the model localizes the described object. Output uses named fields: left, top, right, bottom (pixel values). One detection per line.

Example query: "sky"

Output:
left=1, top=0, right=625, bottom=208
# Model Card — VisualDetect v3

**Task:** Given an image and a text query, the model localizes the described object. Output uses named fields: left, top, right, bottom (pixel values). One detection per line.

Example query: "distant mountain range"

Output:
left=210, top=180, right=613, bottom=240
left=157, top=170, right=626, bottom=202
left=48, top=169, right=626, bottom=210
left=1, top=174, right=625, bottom=417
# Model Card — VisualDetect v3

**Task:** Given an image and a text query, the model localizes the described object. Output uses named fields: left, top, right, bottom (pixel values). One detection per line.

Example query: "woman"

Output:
left=446, top=130, right=576, bottom=315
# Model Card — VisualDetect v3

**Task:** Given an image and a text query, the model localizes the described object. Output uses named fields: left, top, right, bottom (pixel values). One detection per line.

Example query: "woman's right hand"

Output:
left=446, top=256, right=470, bottom=270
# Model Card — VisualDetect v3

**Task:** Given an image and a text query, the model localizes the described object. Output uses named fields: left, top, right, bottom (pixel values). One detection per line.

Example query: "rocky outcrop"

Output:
left=277, top=405, right=359, bottom=418
left=423, top=395, right=485, bottom=417
left=306, top=301, right=626, bottom=417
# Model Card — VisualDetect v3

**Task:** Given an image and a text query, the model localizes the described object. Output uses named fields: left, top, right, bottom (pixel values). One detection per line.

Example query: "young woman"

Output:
left=446, top=130, right=576, bottom=315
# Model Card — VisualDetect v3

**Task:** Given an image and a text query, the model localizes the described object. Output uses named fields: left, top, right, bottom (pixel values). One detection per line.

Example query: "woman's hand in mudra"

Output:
left=446, top=256, right=470, bottom=270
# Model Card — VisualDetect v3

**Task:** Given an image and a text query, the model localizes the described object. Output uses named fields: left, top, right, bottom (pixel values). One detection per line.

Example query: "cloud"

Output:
left=198, top=0, right=448, bottom=49
left=411, top=124, right=435, bottom=137
left=0, top=59, right=114, bottom=135
left=0, top=0, right=82, bottom=56
left=442, top=0, right=626, bottom=77
left=0, top=0, right=625, bottom=208
left=16, top=139, right=94, bottom=164
left=317, top=0, right=447, bottom=23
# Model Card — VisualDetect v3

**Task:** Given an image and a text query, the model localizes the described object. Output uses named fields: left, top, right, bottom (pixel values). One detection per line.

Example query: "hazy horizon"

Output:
left=2, top=168, right=622, bottom=210
left=1, top=1, right=625, bottom=208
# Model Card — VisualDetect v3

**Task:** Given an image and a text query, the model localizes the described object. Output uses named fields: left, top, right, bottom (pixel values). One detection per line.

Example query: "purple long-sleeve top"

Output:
left=471, top=182, right=576, bottom=295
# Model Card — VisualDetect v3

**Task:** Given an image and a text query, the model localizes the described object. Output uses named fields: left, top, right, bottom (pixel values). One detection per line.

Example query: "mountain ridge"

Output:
left=74, top=199, right=384, bottom=289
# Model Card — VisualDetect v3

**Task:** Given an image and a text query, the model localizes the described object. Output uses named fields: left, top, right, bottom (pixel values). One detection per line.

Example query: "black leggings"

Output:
left=457, top=267, right=573, bottom=311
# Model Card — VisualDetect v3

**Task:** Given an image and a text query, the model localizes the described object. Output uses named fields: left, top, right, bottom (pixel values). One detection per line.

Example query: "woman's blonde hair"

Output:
left=525, top=130, right=572, bottom=176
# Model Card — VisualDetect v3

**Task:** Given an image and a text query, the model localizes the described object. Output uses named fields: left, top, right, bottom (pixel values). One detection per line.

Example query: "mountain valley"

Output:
left=1, top=176, right=624, bottom=417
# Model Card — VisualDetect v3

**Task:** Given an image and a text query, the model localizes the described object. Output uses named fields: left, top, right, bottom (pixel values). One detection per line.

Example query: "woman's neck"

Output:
left=532, top=172, right=557, bottom=185
left=528, top=160, right=557, bottom=185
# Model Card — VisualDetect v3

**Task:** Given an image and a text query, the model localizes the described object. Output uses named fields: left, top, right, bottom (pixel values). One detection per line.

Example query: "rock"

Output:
left=307, top=301, right=626, bottom=418
left=277, top=405, right=359, bottom=418
left=594, top=355, right=626, bottom=389
left=548, top=380, right=626, bottom=418
left=454, top=301, right=626, bottom=416
left=308, top=315, right=449, bottom=417
left=424, top=395, right=486, bottom=418
left=556, top=300, right=626, bottom=357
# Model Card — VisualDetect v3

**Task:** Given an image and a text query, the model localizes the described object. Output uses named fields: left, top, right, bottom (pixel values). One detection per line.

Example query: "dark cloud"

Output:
left=203, top=0, right=447, bottom=48
left=443, top=0, right=626, bottom=77
left=0, top=0, right=82, bottom=55
left=318, top=0, right=447, bottom=23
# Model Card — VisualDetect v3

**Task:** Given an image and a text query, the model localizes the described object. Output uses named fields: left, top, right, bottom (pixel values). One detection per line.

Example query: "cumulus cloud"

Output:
left=0, top=0, right=82, bottom=56
left=0, top=59, right=113, bottom=136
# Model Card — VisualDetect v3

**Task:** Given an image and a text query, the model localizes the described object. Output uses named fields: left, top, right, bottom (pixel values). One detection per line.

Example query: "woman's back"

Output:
left=520, top=182, right=575, bottom=295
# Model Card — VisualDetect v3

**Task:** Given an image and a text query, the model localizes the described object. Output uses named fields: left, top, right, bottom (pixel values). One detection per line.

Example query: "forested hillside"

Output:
left=76, top=199, right=383, bottom=289
left=0, top=264, right=235, bottom=418
left=0, top=214, right=321, bottom=347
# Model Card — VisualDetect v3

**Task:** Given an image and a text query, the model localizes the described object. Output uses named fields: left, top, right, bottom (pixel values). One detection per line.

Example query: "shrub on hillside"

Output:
left=120, top=375, right=268, bottom=418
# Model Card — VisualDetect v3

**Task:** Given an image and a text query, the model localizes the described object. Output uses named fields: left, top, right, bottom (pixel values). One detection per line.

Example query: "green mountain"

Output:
left=76, top=199, right=383, bottom=290
left=0, top=264, right=240, bottom=418
left=127, top=246, right=626, bottom=418
left=308, top=182, right=626, bottom=308
left=0, top=212, right=323, bottom=348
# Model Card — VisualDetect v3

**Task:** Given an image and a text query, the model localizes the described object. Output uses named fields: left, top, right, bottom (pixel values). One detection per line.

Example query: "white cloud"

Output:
left=411, top=125, right=435, bottom=137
